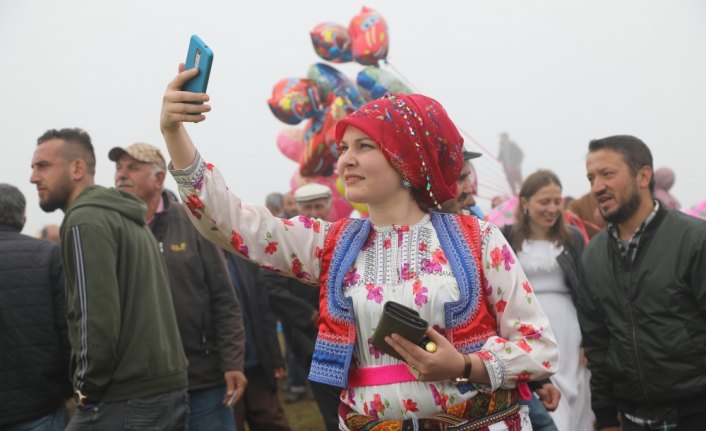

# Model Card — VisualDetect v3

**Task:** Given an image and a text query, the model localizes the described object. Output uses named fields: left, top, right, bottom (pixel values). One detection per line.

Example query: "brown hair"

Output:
left=588, top=135, right=654, bottom=193
left=510, top=169, right=572, bottom=251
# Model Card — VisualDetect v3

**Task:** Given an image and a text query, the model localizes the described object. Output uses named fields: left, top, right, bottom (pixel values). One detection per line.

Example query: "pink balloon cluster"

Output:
left=270, top=7, right=404, bottom=220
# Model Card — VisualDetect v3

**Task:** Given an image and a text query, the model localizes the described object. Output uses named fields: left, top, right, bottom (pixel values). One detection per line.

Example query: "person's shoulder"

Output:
left=64, top=204, right=112, bottom=228
left=663, top=209, right=706, bottom=240
left=164, top=200, right=193, bottom=224
left=566, top=224, right=585, bottom=246
left=3, top=231, right=58, bottom=252
left=583, top=229, right=608, bottom=254
left=477, top=218, right=502, bottom=236
left=668, top=208, right=706, bottom=227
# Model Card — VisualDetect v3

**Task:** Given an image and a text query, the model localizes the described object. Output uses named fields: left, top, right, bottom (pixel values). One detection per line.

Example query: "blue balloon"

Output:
left=307, top=63, right=366, bottom=110
left=357, top=66, right=411, bottom=101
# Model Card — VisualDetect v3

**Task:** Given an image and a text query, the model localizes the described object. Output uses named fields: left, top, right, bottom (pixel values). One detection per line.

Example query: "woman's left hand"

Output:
left=385, top=327, right=465, bottom=382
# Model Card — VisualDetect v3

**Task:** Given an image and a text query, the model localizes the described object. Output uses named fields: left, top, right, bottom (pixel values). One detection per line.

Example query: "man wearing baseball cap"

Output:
left=109, top=143, right=247, bottom=431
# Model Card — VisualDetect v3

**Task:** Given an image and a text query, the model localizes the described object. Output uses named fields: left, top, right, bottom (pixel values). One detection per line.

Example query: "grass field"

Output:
left=280, top=392, right=327, bottom=431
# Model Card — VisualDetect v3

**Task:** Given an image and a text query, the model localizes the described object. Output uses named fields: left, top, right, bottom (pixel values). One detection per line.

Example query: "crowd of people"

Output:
left=1, top=61, right=705, bottom=431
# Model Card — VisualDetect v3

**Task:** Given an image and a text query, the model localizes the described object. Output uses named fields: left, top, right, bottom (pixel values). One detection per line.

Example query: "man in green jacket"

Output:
left=579, top=135, right=706, bottom=431
left=30, top=128, right=189, bottom=430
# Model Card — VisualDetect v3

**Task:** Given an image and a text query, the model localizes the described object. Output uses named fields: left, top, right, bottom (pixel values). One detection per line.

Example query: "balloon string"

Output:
left=384, top=61, right=420, bottom=93
left=479, top=181, right=514, bottom=195
left=476, top=194, right=493, bottom=201
left=480, top=178, right=513, bottom=194
left=475, top=160, right=514, bottom=186
left=457, top=127, right=504, bottom=167
left=476, top=165, right=513, bottom=188
left=385, top=60, right=511, bottom=191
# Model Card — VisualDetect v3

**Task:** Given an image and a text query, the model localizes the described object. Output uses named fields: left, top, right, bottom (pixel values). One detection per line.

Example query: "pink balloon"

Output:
left=277, top=128, right=305, bottom=162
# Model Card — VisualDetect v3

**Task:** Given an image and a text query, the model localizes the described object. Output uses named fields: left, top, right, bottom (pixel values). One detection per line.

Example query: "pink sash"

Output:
left=348, top=364, right=417, bottom=387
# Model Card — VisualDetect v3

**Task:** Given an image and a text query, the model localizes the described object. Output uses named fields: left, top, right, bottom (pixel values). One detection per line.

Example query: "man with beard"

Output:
left=30, top=128, right=189, bottom=430
left=577, top=135, right=706, bottom=431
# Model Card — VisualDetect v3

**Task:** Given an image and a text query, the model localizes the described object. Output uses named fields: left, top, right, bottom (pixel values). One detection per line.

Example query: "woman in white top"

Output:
left=503, top=170, right=594, bottom=431
left=159, top=65, right=558, bottom=430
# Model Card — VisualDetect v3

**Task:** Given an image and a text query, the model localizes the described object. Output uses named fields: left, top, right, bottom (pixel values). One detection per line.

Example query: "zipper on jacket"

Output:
left=201, top=311, right=207, bottom=344
left=625, top=260, right=651, bottom=405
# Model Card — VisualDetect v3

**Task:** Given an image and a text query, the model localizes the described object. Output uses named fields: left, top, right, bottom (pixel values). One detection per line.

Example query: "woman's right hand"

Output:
left=160, top=64, right=209, bottom=169
left=160, top=64, right=211, bottom=134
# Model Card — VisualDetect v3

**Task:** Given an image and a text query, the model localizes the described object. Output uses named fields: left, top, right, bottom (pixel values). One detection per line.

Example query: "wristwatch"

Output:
left=454, top=353, right=473, bottom=384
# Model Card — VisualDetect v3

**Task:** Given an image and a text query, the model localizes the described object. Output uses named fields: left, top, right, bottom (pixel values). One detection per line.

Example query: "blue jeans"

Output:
left=65, top=389, right=188, bottom=431
left=5, top=405, right=66, bottom=431
left=189, top=385, right=236, bottom=431
left=520, top=394, right=558, bottom=431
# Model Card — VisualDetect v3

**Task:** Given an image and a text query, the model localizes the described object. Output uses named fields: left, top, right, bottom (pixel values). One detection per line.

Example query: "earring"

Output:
left=402, top=177, right=412, bottom=189
left=523, top=208, right=529, bottom=217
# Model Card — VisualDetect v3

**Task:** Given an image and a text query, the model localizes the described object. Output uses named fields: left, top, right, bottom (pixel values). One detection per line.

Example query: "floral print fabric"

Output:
left=170, top=153, right=557, bottom=421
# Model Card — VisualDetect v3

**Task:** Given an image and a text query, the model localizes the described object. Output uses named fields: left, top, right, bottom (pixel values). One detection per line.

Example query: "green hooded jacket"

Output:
left=60, top=185, right=188, bottom=403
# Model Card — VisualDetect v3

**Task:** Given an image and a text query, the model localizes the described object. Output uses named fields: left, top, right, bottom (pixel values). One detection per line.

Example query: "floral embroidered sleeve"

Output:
left=170, top=152, right=329, bottom=283
left=475, top=220, right=558, bottom=391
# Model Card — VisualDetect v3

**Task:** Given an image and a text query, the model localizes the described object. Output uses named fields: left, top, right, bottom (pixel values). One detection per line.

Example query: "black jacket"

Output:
left=577, top=205, right=706, bottom=427
left=226, top=255, right=284, bottom=391
left=0, top=227, right=72, bottom=426
left=260, top=270, right=319, bottom=369
left=151, top=192, right=245, bottom=390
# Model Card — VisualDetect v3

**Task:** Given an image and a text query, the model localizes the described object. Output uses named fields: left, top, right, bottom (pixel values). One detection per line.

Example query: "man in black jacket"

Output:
left=578, top=135, right=706, bottom=431
left=226, top=254, right=292, bottom=431
left=110, top=143, right=247, bottom=431
left=0, top=183, right=72, bottom=430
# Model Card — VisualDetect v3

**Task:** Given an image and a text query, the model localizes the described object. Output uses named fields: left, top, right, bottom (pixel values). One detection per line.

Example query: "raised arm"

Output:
left=159, top=66, right=329, bottom=282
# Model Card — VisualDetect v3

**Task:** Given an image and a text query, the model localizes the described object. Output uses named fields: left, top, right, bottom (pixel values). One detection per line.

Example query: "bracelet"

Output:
left=454, top=353, right=473, bottom=384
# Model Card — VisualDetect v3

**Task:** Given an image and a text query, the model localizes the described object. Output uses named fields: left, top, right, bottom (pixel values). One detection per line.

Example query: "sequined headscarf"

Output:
left=335, top=94, right=464, bottom=209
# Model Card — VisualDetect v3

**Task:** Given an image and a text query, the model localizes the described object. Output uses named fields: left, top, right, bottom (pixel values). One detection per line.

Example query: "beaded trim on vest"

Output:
left=309, top=213, right=495, bottom=388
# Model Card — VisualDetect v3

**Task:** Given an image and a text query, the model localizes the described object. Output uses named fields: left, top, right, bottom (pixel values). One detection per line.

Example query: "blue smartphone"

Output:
left=183, top=35, right=213, bottom=99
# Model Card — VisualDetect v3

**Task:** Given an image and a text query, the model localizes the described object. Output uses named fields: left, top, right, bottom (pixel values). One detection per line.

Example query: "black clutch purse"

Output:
left=371, top=301, right=429, bottom=360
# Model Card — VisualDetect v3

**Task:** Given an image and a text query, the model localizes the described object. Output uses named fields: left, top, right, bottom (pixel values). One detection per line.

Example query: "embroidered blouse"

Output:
left=171, top=152, right=557, bottom=419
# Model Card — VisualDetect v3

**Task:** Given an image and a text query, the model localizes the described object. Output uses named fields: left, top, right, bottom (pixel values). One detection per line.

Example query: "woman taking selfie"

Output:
left=160, top=65, right=557, bottom=430
left=502, top=170, right=593, bottom=431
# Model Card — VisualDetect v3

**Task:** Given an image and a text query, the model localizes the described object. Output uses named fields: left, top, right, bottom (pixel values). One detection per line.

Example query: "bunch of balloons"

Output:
left=268, top=6, right=411, bottom=219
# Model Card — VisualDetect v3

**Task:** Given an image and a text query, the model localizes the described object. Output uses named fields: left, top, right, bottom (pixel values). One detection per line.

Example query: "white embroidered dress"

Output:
left=171, top=154, right=557, bottom=429
left=517, top=240, right=594, bottom=431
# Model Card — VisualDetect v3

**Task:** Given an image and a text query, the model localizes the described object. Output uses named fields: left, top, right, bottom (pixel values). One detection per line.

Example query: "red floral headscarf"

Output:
left=335, top=94, right=464, bottom=208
